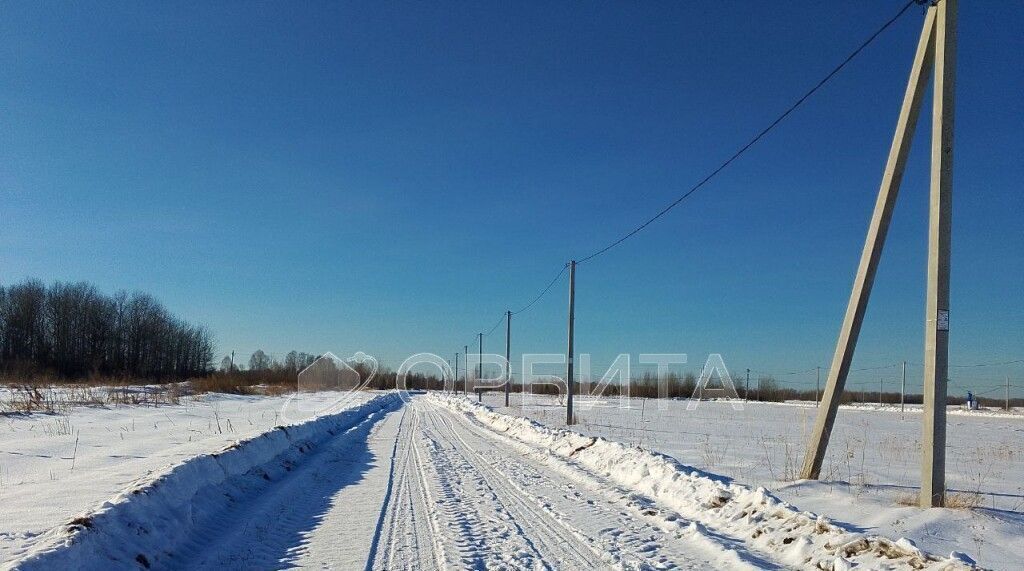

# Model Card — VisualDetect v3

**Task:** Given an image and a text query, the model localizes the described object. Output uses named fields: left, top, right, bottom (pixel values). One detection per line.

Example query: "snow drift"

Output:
left=432, top=395, right=976, bottom=571
left=5, top=391, right=402, bottom=571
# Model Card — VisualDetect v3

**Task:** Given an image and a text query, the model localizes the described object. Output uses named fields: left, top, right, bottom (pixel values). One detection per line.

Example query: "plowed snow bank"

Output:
left=6, top=392, right=401, bottom=571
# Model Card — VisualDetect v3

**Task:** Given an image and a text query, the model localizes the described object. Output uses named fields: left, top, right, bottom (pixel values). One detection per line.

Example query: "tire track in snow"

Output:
left=370, top=408, right=449, bottom=570
left=432, top=400, right=774, bottom=570
left=419, top=406, right=605, bottom=569
left=370, top=405, right=549, bottom=570
left=363, top=407, right=408, bottom=569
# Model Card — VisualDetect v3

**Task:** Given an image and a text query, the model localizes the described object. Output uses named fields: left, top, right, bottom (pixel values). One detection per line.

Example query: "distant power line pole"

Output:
left=745, top=369, right=750, bottom=402
left=455, top=352, right=460, bottom=394
left=464, top=345, right=468, bottom=395
left=505, top=310, right=512, bottom=407
left=901, top=361, right=907, bottom=414
left=566, top=260, right=576, bottom=425
left=1006, top=375, right=1011, bottom=412
left=816, top=366, right=821, bottom=406
left=477, top=333, right=483, bottom=396
left=879, top=377, right=884, bottom=407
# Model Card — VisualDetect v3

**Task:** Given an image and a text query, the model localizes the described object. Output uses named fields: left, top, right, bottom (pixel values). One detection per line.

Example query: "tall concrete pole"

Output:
left=921, top=0, right=956, bottom=508
left=801, top=7, right=937, bottom=480
left=505, top=310, right=511, bottom=407
left=464, top=345, right=468, bottom=395
left=454, top=353, right=459, bottom=394
left=477, top=333, right=483, bottom=397
left=566, top=260, right=576, bottom=425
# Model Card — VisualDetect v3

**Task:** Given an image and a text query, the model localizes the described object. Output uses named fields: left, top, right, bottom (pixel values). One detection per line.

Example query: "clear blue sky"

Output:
left=1, top=1, right=1021, bottom=392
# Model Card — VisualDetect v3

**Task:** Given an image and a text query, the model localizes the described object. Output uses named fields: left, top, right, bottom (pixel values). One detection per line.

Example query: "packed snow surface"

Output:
left=2, top=388, right=1015, bottom=569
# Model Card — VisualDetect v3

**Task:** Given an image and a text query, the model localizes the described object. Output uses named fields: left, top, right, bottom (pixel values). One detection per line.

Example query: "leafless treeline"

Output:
left=0, top=279, right=213, bottom=379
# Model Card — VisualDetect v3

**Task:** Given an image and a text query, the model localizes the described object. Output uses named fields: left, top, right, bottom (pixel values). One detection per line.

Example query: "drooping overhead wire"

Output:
left=470, top=264, right=568, bottom=348
left=575, top=0, right=921, bottom=265
left=513, top=263, right=569, bottom=316
left=908, top=358, right=1024, bottom=369
left=484, top=313, right=506, bottom=337
left=458, top=0, right=928, bottom=355
left=950, top=359, right=1024, bottom=368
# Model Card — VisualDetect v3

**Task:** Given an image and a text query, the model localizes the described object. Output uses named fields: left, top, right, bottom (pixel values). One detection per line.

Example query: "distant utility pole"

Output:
left=901, top=361, right=907, bottom=414
left=477, top=333, right=483, bottom=396
left=816, top=366, right=821, bottom=406
left=879, top=377, right=884, bottom=407
left=745, top=369, right=750, bottom=402
left=505, top=310, right=512, bottom=407
left=801, top=1, right=957, bottom=509
left=1006, top=375, right=1011, bottom=412
left=464, top=345, right=469, bottom=395
left=455, top=352, right=460, bottom=394
left=229, top=350, right=235, bottom=372
left=566, top=260, right=576, bottom=425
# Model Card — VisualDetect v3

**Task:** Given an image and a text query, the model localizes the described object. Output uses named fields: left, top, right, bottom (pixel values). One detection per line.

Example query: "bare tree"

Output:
left=249, top=349, right=271, bottom=371
left=0, top=278, right=214, bottom=380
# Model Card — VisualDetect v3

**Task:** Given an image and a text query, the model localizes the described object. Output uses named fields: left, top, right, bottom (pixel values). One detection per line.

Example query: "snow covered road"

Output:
left=7, top=393, right=970, bottom=570
left=364, top=400, right=745, bottom=570
left=183, top=397, right=740, bottom=569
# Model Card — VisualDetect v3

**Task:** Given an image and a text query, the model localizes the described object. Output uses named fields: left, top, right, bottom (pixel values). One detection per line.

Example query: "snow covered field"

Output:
left=0, top=387, right=1015, bottom=569
left=478, top=392, right=1024, bottom=569
left=0, top=387, right=375, bottom=563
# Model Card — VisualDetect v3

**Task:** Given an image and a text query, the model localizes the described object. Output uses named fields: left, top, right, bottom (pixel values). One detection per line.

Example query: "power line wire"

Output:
left=484, top=313, right=505, bottom=337
left=512, top=263, right=570, bottom=316
left=575, top=0, right=920, bottom=264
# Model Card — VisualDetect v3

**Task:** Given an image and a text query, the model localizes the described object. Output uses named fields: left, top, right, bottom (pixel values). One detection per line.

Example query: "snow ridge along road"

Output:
left=6, top=392, right=402, bottom=570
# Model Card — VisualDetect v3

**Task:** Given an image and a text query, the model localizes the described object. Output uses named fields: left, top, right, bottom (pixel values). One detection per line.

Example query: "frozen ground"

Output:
left=477, top=391, right=1024, bottom=570
left=0, top=386, right=374, bottom=563
left=1, top=386, right=986, bottom=570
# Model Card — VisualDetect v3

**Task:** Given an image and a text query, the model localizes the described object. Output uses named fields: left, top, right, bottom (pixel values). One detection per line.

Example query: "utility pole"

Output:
left=803, top=5, right=937, bottom=479
left=901, top=361, right=907, bottom=414
left=1006, top=375, right=1010, bottom=412
left=464, top=345, right=468, bottom=395
left=921, top=0, right=955, bottom=509
left=745, top=369, right=750, bottom=401
left=801, top=3, right=957, bottom=509
left=879, top=377, right=884, bottom=407
left=505, top=310, right=511, bottom=407
left=566, top=260, right=576, bottom=425
left=229, top=350, right=235, bottom=372
left=816, top=366, right=821, bottom=406
left=455, top=353, right=460, bottom=394
left=477, top=333, right=483, bottom=398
